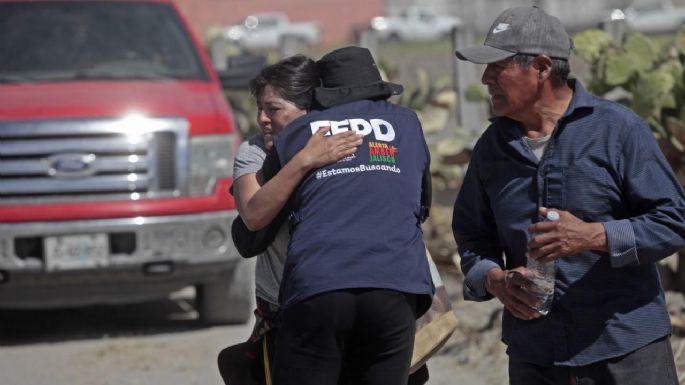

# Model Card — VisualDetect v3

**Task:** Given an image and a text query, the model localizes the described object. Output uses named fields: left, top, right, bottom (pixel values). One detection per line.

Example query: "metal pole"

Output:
left=451, top=25, right=488, bottom=134
left=357, top=29, right=379, bottom=61
left=279, top=34, right=305, bottom=58
left=603, top=18, right=626, bottom=45
left=451, top=26, right=462, bottom=126
left=208, top=36, right=227, bottom=71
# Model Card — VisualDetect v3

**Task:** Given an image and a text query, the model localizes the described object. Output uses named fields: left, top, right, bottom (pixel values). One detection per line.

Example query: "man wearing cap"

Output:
left=452, top=5, right=685, bottom=385
left=269, top=46, right=434, bottom=385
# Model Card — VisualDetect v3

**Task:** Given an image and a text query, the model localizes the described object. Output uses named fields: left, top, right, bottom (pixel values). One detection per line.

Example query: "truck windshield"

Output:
left=0, top=1, right=208, bottom=83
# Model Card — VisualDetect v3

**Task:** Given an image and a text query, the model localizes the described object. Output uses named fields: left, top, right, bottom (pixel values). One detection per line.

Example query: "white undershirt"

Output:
left=523, top=134, right=551, bottom=161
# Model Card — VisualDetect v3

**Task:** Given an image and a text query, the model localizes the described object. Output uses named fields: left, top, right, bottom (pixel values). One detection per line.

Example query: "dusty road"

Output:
left=0, top=289, right=253, bottom=385
left=0, top=273, right=497, bottom=385
left=2, top=271, right=685, bottom=385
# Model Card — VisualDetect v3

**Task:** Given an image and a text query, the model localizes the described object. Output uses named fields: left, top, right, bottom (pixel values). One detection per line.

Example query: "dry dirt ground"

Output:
left=0, top=289, right=251, bottom=385
left=3, top=268, right=685, bottom=385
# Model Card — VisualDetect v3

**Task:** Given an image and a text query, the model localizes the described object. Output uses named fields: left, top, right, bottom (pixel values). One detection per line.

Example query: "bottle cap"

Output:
left=546, top=211, right=560, bottom=221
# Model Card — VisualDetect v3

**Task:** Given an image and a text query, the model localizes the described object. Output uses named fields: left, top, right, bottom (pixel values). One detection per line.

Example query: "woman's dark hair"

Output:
left=512, top=54, right=570, bottom=88
left=249, top=54, right=320, bottom=111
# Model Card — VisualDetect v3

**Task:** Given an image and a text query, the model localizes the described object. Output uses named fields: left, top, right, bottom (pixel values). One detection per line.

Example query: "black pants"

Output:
left=273, top=289, right=417, bottom=385
left=509, top=335, right=678, bottom=385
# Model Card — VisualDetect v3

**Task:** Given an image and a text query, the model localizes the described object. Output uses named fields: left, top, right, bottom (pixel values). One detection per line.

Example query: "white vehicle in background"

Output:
left=223, top=12, right=320, bottom=50
left=605, top=0, right=685, bottom=34
left=370, top=6, right=461, bottom=42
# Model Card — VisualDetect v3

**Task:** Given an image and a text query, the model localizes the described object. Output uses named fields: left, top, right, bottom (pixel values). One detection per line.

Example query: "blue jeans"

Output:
left=509, top=335, right=678, bottom=385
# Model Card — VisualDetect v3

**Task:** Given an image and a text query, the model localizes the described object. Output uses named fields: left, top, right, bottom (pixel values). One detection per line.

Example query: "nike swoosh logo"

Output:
left=492, top=23, right=510, bottom=34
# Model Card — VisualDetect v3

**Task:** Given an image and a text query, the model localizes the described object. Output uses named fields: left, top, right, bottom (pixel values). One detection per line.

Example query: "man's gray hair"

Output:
left=512, top=54, right=570, bottom=87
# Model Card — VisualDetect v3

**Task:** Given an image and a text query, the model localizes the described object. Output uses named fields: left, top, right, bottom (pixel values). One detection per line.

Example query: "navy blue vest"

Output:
left=273, top=99, right=433, bottom=308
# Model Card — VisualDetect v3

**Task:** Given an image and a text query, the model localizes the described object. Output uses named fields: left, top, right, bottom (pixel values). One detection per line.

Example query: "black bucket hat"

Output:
left=313, top=46, right=403, bottom=108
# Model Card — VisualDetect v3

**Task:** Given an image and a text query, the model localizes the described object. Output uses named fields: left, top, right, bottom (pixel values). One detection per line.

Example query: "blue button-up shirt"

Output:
left=452, top=80, right=685, bottom=366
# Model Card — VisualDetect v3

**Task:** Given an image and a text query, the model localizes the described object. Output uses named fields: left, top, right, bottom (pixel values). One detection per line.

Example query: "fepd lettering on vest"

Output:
left=310, top=118, right=395, bottom=142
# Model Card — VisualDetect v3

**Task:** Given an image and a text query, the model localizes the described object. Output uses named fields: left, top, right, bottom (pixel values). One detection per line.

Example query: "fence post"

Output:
left=208, top=36, right=227, bottom=71
left=603, top=17, right=626, bottom=45
left=356, top=28, right=379, bottom=61
left=279, top=34, right=306, bottom=58
left=451, top=25, right=488, bottom=133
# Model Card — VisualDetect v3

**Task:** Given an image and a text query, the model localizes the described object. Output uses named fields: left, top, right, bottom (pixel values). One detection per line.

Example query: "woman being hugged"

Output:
left=218, top=54, right=361, bottom=385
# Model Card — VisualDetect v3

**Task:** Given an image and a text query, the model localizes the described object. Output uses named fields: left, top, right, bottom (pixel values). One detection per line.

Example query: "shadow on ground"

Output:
left=0, top=288, right=208, bottom=346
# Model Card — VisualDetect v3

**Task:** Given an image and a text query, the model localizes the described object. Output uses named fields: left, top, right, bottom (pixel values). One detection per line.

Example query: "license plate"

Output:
left=44, top=234, right=109, bottom=271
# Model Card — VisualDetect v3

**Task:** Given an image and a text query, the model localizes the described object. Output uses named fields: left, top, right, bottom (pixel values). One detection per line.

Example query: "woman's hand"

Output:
left=296, top=127, right=363, bottom=170
left=236, top=127, right=363, bottom=230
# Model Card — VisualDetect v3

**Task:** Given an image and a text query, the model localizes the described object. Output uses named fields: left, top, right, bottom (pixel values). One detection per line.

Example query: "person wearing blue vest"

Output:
left=270, top=46, right=434, bottom=385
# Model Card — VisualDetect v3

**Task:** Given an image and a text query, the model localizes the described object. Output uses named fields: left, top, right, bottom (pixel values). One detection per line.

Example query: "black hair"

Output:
left=249, top=54, right=320, bottom=111
left=512, top=54, right=570, bottom=88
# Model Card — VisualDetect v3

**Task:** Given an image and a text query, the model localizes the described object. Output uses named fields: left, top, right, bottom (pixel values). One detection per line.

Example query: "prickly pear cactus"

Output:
left=574, top=27, right=685, bottom=185
left=572, top=29, right=614, bottom=63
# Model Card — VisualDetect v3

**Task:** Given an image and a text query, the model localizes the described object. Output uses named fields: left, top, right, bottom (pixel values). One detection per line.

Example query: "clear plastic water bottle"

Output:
left=526, top=210, right=559, bottom=315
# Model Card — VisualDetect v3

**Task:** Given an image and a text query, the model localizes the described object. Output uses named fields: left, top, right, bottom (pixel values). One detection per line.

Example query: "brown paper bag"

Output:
left=410, top=250, right=458, bottom=373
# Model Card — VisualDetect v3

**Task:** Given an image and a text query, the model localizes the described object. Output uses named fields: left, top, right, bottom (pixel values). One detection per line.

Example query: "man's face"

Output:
left=481, top=57, right=539, bottom=119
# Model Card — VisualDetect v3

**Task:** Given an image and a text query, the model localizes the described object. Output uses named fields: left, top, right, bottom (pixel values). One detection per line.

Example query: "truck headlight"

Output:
left=189, top=135, right=235, bottom=196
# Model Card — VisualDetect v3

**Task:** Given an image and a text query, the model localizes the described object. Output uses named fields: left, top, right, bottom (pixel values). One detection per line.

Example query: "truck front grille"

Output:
left=0, top=116, right=188, bottom=203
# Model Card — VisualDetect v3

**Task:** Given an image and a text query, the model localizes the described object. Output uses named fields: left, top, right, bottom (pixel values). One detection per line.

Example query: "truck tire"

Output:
left=196, top=258, right=255, bottom=325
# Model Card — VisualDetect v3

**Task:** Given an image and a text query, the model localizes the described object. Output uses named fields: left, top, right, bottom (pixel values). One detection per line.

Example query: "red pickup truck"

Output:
left=0, top=0, right=253, bottom=324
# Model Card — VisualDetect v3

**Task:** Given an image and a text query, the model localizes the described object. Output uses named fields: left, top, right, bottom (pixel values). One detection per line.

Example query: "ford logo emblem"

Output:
left=47, top=153, right=97, bottom=178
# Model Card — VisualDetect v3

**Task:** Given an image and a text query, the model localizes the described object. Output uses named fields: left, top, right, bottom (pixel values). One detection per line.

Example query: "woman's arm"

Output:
left=234, top=127, right=362, bottom=230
